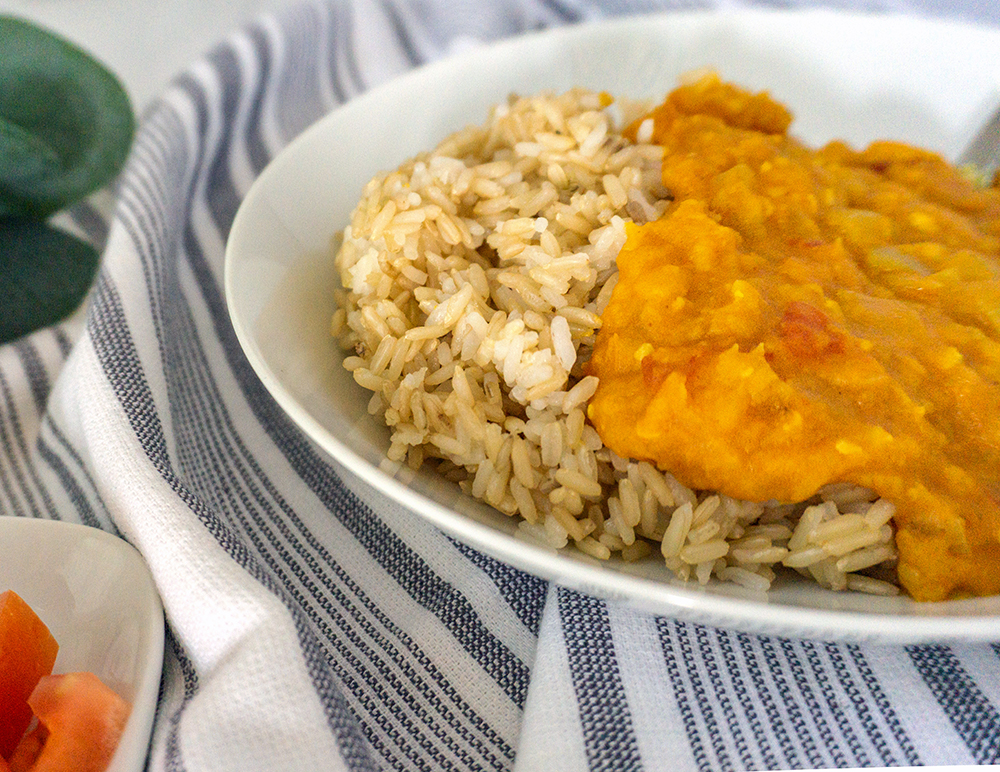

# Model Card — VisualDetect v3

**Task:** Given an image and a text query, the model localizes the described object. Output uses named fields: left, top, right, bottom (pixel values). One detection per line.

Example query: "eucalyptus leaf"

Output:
left=0, top=218, right=100, bottom=343
left=0, top=114, right=61, bottom=183
left=0, top=16, right=134, bottom=218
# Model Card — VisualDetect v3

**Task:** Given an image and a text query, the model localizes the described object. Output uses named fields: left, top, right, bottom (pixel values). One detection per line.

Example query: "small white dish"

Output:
left=0, top=517, right=164, bottom=772
left=225, top=9, right=1000, bottom=643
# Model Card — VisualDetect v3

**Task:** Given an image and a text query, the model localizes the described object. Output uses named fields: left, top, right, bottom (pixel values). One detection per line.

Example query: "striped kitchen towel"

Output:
left=2, top=0, right=1000, bottom=769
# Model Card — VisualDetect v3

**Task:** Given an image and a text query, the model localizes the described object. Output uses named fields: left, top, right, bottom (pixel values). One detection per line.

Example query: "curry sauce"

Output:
left=587, top=74, right=1000, bottom=601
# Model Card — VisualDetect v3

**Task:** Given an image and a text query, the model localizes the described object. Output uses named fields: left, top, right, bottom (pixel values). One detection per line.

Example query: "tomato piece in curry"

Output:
left=587, top=74, right=1000, bottom=602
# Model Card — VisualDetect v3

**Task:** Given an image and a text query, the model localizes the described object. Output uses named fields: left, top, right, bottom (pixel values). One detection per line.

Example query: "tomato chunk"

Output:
left=0, top=591, right=58, bottom=759
left=25, top=672, right=131, bottom=772
left=7, top=725, right=45, bottom=772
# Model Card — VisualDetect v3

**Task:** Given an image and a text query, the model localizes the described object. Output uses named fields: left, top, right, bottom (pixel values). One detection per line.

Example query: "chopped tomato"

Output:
left=7, top=725, right=45, bottom=772
left=24, top=672, right=130, bottom=772
left=0, top=591, right=58, bottom=759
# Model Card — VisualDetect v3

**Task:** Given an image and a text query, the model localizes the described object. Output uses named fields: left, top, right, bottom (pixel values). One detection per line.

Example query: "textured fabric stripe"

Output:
left=657, top=621, right=920, bottom=770
left=163, top=633, right=200, bottom=772
left=801, top=640, right=869, bottom=765
left=907, top=645, right=1000, bottom=764
left=135, top=96, right=386, bottom=767
left=695, top=624, right=757, bottom=769
left=13, top=341, right=52, bottom=417
left=34, top=434, right=100, bottom=528
left=183, top=37, right=536, bottom=716
left=174, top=29, right=535, bottom=713
left=537, top=0, right=589, bottom=21
left=821, top=642, right=900, bottom=765
left=0, top=368, right=55, bottom=519
left=778, top=636, right=848, bottom=766
left=0, top=340, right=91, bottom=519
left=376, top=0, right=424, bottom=66
left=161, top=277, right=513, bottom=770
left=559, top=589, right=642, bottom=771
left=0, top=370, right=30, bottom=517
left=733, top=631, right=808, bottom=768
left=761, top=635, right=829, bottom=768
left=713, top=629, right=775, bottom=768
left=88, top=271, right=378, bottom=771
left=846, top=645, right=920, bottom=765
left=52, top=328, right=73, bottom=359
left=97, top=19, right=530, bottom=769
left=43, top=414, right=112, bottom=526
left=780, top=636, right=855, bottom=767
left=450, top=541, right=548, bottom=636
left=240, top=24, right=282, bottom=173
left=66, top=198, right=111, bottom=248
left=324, top=0, right=365, bottom=99
left=0, top=332, right=87, bottom=523
left=658, top=621, right=720, bottom=770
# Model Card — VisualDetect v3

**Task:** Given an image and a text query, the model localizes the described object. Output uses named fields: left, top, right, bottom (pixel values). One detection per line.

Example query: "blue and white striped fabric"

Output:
left=3, top=0, right=1000, bottom=769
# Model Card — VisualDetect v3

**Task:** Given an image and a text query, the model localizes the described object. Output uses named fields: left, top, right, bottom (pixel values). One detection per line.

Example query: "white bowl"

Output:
left=225, top=9, right=1000, bottom=643
left=0, top=518, right=164, bottom=772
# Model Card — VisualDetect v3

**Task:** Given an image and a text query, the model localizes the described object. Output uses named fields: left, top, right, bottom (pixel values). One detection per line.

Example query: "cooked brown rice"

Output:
left=331, top=88, right=900, bottom=595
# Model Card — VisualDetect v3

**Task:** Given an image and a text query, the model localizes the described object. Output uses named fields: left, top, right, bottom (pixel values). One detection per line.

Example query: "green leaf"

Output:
left=0, top=218, right=100, bottom=343
left=0, top=114, right=61, bottom=183
left=0, top=16, right=134, bottom=218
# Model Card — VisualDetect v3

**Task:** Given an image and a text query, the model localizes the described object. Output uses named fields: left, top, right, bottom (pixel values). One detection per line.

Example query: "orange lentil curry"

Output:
left=587, top=73, right=1000, bottom=602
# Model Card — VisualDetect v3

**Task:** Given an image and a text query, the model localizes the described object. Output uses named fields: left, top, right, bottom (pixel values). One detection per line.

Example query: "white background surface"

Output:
left=0, top=0, right=300, bottom=108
